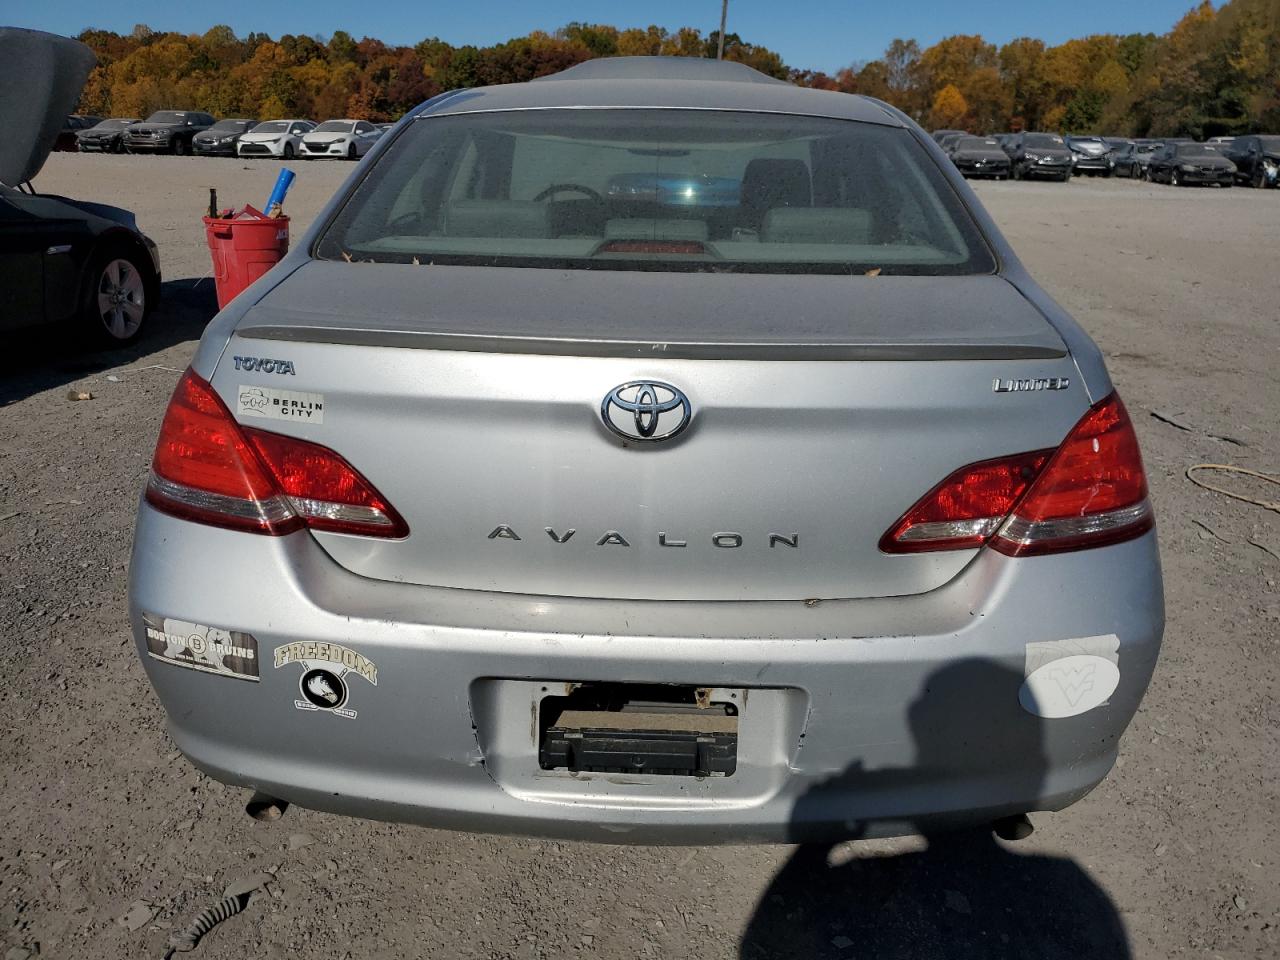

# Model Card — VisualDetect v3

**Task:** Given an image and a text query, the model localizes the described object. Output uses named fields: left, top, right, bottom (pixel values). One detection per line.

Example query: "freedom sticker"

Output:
left=273, top=642, right=378, bottom=720
left=144, top=613, right=259, bottom=681
left=236, top=385, right=324, bottom=424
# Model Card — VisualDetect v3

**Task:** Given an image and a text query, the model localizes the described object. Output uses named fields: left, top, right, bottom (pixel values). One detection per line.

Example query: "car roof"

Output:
left=415, top=57, right=905, bottom=128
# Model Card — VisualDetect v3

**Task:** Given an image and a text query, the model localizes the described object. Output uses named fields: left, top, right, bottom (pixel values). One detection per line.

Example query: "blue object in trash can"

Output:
left=265, top=168, right=296, bottom=215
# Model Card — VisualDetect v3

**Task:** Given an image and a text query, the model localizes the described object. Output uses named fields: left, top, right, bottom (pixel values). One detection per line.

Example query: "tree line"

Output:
left=75, top=0, right=1279, bottom=138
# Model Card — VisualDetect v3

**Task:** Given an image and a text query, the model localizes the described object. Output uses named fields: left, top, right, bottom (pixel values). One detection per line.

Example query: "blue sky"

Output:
left=9, top=1, right=1210, bottom=74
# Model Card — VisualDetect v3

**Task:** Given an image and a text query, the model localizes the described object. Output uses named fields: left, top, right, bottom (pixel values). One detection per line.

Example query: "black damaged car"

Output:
left=122, top=109, right=215, bottom=155
left=1007, top=132, right=1074, bottom=182
left=0, top=28, right=161, bottom=345
left=75, top=117, right=140, bottom=153
left=192, top=119, right=257, bottom=157
left=946, top=136, right=1010, bottom=179
left=1146, top=142, right=1235, bottom=187
left=1224, top=135, right=1280, bottom=189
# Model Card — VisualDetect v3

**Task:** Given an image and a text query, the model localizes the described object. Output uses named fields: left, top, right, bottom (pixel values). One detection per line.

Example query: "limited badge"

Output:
left=273, top=642, right=377, bottom=719
left=236, top=385, right=324, bottom=424
left=143, top=613, right=259, bottom=681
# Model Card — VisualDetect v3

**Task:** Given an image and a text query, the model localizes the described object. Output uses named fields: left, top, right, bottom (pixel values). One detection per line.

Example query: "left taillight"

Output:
left=145, top=369, right=407, bottom=538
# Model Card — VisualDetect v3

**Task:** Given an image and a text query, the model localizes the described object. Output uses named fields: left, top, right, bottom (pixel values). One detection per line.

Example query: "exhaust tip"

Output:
left=992, top=813, right=1034, bottom=842
left=245, top=791, right=288, bottom=821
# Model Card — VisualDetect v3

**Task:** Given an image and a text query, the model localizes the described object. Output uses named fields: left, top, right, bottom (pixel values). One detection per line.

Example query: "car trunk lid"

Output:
left=213, top=261, right=1084, bottom=601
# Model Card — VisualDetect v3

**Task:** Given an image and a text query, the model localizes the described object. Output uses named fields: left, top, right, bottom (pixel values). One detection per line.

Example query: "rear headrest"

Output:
left=761, top=208, right=873, bottom=245
left=605, top=218, right=708, bottom=242
left=444, top=201, right=550, bottom=238
left=740, top=158, right=811, bottom=211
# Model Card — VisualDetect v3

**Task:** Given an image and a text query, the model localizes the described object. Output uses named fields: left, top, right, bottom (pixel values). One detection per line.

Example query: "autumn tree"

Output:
left=930, top=84, right=970, bottom=129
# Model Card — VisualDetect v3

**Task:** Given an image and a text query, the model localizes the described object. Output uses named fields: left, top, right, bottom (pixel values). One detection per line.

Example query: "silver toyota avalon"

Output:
left=128, top=57, right=1163, bottom=843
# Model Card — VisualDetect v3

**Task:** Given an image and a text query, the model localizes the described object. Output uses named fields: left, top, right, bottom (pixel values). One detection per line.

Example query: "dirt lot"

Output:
left=1, top=154, right=1277, bottom=960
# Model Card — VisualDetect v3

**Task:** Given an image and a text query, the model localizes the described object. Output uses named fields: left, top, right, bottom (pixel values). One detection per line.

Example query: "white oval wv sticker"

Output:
left=1019, top=655, right=1120, bottom=719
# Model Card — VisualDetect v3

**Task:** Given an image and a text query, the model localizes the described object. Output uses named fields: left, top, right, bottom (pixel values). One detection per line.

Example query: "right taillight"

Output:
left=990, top=393, right=1152, bottom=556
left=881, top=393, right=1153, bottom=557
left=145, top=369, right=407, bottom=539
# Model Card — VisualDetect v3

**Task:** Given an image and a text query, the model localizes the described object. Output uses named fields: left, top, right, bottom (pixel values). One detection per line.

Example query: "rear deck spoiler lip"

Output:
left=232, top=322, right=1067, bottom=362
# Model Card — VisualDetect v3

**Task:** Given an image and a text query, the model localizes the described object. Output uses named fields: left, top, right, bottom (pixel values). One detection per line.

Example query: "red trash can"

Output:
left=203, top=213, right=290, bottom=309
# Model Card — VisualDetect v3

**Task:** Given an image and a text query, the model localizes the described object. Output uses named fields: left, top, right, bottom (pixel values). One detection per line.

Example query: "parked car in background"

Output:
left=237, top=119, right=315, bottom=159
left=931, top=128, right=966, bottom=143
left=130, top=56, right=1162, bottom=844
left=1206, top=136, right=1235, bottom=149
left=1146, top=142, right=1235, bottom=187
left=300, top=119, right=381, bottom=159
left=1225, top=135, right=1280, bottom=188
left=1113, top=141, right=1160, bottom=179
left=937, top=132, right=965, bottom=154
left=1066, top=136, right=1115, bottom=177
left=75, top=117, right=139, bottom=153
left=123, top=110, right=216, bottom=155
left=192, top=119, right=257, bottom=156
left=946, top=135, right=1011, bottom=179
left=1007, top=132, right=1074, bottom=181
left=376, top=123, right=395, bottom=136
left=0, top=28, right=160, bottom=345
left=55, top=114, right=101, bottom=151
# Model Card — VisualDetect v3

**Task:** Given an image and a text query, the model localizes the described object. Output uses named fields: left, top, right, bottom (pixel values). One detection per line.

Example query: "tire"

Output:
left=111, top=138, right=123, bottom=154
left=1011, top=163, right=1023, bottom=181
left=1251, top=166, right=1265, bottom=189
left=171, top=138, right=187, bottom=156
left=1171, top=169, right=1181, bottom=186
left=347, top=143, right=358, bottom=160
left=80, top=245, right=153, bottom=347
left=283, top=142, right=295, bottom=160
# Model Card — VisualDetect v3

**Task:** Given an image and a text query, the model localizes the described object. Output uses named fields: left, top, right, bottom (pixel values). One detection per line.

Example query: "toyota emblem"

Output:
left=600, top=381, right=692, bottom=442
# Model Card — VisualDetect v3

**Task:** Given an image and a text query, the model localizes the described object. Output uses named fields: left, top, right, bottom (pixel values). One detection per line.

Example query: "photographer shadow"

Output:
left=741, top=659, right=1131, bottom=960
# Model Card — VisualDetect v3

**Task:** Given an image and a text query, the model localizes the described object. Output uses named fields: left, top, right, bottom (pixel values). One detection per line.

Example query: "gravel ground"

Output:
left=1, top=154, right=1277, bottom=960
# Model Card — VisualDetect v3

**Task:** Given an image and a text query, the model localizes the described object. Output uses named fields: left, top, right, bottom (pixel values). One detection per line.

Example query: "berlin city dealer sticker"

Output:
left=273, top=642, right=378, bottom=720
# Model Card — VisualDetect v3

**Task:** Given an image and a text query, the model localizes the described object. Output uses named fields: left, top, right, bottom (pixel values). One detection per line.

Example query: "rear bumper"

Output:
left=128, top=504, right=1163, bottom=844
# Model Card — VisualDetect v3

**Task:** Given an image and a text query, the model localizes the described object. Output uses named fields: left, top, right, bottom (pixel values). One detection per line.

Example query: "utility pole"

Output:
left=717, top=0, right=728, bottom=60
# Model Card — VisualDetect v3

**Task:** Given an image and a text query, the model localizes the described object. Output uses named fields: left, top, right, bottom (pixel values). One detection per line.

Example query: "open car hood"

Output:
left=0, top=27, right=96, bottom=186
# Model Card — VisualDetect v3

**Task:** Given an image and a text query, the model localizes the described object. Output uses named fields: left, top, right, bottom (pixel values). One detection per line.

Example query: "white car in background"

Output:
left=236, top=119, right=315, bottom=159
left=301, top=119, right=382, bottom=160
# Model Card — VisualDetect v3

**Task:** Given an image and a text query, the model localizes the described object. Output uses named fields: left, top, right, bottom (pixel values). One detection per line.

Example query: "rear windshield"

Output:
left=316, top=109, right=995, bottom=276
left=315, top=121, right=354, bottom=133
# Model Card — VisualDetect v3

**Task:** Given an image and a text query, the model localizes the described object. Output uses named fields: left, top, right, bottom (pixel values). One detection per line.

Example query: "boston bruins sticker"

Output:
left=274, top=642, right=377, bottom=720
left=143, top=614, right=259, bottom=681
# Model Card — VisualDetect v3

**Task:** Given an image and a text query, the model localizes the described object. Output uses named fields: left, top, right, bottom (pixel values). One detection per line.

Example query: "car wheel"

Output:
left=1011, top=163, right=1022, bottom=181
left=171, top=138, right=187, bottom=156
left=1251, top=167, right=1265, bottom=189
left=284, top=143, right=295, bottom=160
left=348, top=143, right=358, bottom=160
left=82, top=246, right=152, bottom=346
left=1171, top=169, right=1181, bottom=186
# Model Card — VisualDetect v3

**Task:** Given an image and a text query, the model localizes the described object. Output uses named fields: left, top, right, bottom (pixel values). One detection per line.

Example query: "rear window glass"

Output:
left=316, top=109, right=994, bottom=276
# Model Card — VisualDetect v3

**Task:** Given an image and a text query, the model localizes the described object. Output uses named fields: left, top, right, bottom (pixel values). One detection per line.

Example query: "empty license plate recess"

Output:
left=539, top=683, right=738, bottom=777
